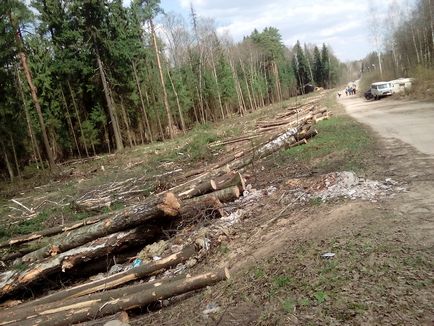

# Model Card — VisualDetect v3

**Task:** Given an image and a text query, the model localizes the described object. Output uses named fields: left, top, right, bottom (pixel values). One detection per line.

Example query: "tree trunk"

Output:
left=0, top=141, right=14, bottom=181
left=184, top=186, right=240, bottom=204
left=9, top=135, right=21, bottom=179
left=239, top=58, right=254, bottom=111
left=228, top=58, right=244, bottom=115
left=0, top=215, right=106, bottom=250
left=0, top=227, right=158, bottom=299
left=119, top=97, right=133, bottom=148
left=131, top=60, right=153, bottom=142
left=7, top=268, right=228, bottom=326
left=166, top=66, right=186, bottom=132
left=150, top=19, right=174, bottom=139
left=67, top=81, right=90, bottom=157
left=177, top=180, right=217, bottom=200
left=9, top=13, right=55, bottom=169
left=17, top=193, right=180, bottom=264
left=60, top=87, right=81, bottom=158
left=16, top=69, right=44, bottom=169
left=210, top=49, right=225, bottom=119
left=95, top=48, right=124, bottom=151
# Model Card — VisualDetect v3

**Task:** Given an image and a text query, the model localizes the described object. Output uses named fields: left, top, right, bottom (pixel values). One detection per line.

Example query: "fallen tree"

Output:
left=7, top=268, right=229, bottom=326
left=16, top=192, right=180, bottom=265
left=0, top=226, right=162, bottom=298
left=0, top=245, right=197, bottom=318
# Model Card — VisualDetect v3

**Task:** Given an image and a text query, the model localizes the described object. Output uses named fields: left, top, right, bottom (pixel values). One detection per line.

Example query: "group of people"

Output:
left=337, top=85, right=357, bottom=98
left=345, top=85, right=357, bottom=96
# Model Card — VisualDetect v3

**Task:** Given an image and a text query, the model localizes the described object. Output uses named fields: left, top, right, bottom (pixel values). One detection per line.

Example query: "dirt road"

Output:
left=340, top=96, right=434, bottom=156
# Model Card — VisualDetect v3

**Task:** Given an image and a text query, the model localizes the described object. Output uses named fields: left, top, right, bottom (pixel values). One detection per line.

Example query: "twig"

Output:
left=11, top=199, right=33, bottom=213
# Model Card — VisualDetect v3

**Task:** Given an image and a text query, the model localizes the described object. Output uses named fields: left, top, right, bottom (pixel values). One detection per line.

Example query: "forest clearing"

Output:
left=0, top=91, right=433, bottom=325
left=1, top=0, right=433, bottom=325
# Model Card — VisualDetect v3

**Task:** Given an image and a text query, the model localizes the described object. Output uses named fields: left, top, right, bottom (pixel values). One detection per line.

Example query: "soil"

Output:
left=130, top=98, right=434, bottom=325
left=1, top=93, right=433, bottom=325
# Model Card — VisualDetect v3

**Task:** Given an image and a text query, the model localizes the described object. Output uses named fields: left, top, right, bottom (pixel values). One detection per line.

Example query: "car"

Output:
left=371, top=81, right=394, bottom=99
left=364, top=88, right=374, bottom=100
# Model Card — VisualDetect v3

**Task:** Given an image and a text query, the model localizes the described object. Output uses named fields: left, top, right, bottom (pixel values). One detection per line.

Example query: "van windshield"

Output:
left=374, top=84, right=389, bottom=89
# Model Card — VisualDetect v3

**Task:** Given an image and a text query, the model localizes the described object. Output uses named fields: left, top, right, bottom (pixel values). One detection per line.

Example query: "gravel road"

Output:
left=340, top=96, right=434, bottom=156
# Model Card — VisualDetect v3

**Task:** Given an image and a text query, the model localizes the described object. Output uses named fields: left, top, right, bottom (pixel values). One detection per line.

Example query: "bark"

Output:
left=180, top=196, right=224, bottom=220
left=17, top=193, right=180, bottom=264
left=6, top=268, right=229, bottom=326
left=119, top=97, right=133, bottom=148
left=131, top=60, right=153, bottom=142
left=60, top=87, right=81, bottom=158
left=166, top=67, right=186, bottom=133
left=8, top=245, right=196, bottom=312
left=95, top=47, right=124, bottom=151
left=228, top=57, right=244, bottom=115
left=209, top=134, right=260, bottom=147
left=177, top=179, right=217, bottom=200
left=295, top=127, right=318, bottom=141
left=287, top=138, right=308, bottom=148
left=150, top=19, right=174, bottom=139
left=0, top=141, right=14, bottom=181
left=185, top=186, right=240, bottom=204
left=68, top=81, right=90, bottom=158
left=16, top=70, right=44, bottom=168
left=214, top=172, right=246, bottom=192
left=0, top=216, right=105, bottom=250
left=210, top=49, right=225, bottom=119
left=76, top=311, right=129, bottom=326
left=9, top=136, right=21, bottom=179
left=240, top=58, right=254, bottom=111
left=9, top=13, right=55, bottom=168
left=229, top=127, right=299, bottom=170
left=0, top=227, right=157, bottom=299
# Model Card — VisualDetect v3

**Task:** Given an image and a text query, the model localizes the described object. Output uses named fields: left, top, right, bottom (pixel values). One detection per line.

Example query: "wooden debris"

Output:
left=4, top=245, right=196, bottom=312
left=6, top=268, right=229, bottom=326
left=16, top=192, right=180, bottom=264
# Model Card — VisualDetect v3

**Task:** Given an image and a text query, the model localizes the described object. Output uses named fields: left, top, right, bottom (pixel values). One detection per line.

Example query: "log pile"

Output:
left=0, top=100, right=330, bottom=325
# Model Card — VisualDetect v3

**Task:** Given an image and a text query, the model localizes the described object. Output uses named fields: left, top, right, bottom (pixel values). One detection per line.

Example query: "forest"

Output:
left=0, top=0, right=347, bottom=180
left=361, top=0, right=433, bottom=85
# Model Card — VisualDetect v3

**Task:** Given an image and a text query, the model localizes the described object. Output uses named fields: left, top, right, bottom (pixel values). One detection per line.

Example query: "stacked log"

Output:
left=0, top=99, right=328, bottom=323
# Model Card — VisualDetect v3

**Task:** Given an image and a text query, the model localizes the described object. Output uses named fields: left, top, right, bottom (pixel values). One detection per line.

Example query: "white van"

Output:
left=370, top=82, right=393, bottom=99
left=390, top=78, right=414, bottom=93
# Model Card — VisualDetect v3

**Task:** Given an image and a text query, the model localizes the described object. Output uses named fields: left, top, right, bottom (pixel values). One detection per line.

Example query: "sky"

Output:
left=129, top=0, right=416, bottom=62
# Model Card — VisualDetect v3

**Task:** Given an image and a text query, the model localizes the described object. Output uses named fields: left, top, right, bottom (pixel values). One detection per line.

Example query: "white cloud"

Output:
left=175, top=0, right=415, bottom=61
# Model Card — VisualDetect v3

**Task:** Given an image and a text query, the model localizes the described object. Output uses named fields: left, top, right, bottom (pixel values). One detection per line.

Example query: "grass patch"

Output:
left=283, top=113, right=376, bottom=173
left=238, top=219, right=434, bottom=325
left=181, top=123, right=220, bottom=161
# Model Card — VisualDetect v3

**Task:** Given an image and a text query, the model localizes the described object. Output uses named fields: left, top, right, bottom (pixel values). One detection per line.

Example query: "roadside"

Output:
left=1, top=92, right=432, bottom=325
left=131, top=95, right=434, bottom=325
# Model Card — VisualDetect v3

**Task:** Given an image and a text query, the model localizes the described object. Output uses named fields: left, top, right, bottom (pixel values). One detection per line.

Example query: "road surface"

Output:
left=340, top=96, right=434, bottom=156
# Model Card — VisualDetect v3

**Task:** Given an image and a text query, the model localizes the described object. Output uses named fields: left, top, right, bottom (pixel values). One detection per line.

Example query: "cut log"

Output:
left=180, top=196, right=224, bottom=220
left=209, top=134, right=260, bottom=147
left=314, top=114, right=329, bottom=123
left=75, top=311, right=129, bottom=326
left=229, top=127, right=299, bottom=170
left=16, top=192, right=180, bottom=265
left=286, top=138, right=308, bottom=149
left=185, top=186, right=240, bottom=204
left=11, top=245, right=196, bottom=309
left=214, top=172, right=246, bottom=192
left=0, top=227, right=158, bottom=299
left=296, top=127, right=318, bottom=141
left=177, top=179, right=217, bottom=200
left=0, top=216, right=104, bottom=251
left=9, top=268, right=229, bottom=326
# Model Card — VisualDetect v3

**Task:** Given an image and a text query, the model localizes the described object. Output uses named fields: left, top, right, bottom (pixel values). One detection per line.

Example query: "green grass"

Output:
left=283, top=114, right=376, bottom=173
